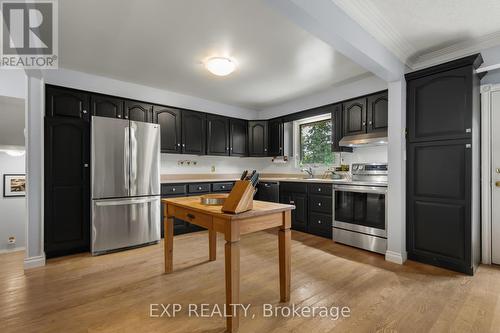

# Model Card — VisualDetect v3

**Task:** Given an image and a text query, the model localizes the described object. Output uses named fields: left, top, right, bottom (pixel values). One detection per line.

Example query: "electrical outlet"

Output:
left=211, top=165, right=216, bottom=173
left=8, top=236, right=15, bottom=244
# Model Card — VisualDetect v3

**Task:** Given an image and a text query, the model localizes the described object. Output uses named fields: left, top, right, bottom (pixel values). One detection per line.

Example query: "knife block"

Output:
left=221, top=180, right=255, bottom=214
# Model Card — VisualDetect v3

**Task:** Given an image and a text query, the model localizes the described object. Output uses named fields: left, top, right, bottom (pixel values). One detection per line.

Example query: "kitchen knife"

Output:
left=246, top=170, right=256, bottom=181
left=240, top=170, right=248, bottom=180
left=250, top=171, right=259, bottom=187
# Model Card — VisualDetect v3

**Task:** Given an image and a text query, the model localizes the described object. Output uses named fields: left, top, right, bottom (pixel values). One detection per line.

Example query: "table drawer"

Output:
left=162, top=184, right=186, bottom=195
left=172, top=207, right=211, bottom=229
left=188, top=183, right=211, bottom=193
left=308, top=183, right=332, bottom=196
left=309, top=194, right=332, bottom=214
left=212, top=182, right=233, bottom=192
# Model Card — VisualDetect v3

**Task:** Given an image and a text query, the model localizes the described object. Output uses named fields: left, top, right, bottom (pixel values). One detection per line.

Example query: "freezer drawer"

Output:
left=92, top=196, right=160, bottom=254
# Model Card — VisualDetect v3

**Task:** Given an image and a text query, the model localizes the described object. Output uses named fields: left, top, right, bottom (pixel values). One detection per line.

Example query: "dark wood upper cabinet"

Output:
left=182, top=110, right=206, bottom=155
left=90, top=94, right=124, bottom=119
left=343, top=97, right=367, bottom=136
left=331, top=104, right=352, bottom=153
left=367, top=91, right=388, bottom=133
left=230, top=119, right=247, bottom=156
left=268, top=118, right=284, bottom=156
left=407, top=66, right=472, bottom=142
left=46, top=86, right=90, bottom=121
left=125, top=101, right=152, bottom=122
left=153, top=105, right=182, bottom=153
left=248, top=120, right=268, bottom=157
left=207, top=115, right=230, bottom=156
left=44, top=117, right=90, bottom=258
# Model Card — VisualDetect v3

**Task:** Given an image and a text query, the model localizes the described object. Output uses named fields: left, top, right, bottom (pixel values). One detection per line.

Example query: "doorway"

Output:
left=482, top=84, right=500, bottom=265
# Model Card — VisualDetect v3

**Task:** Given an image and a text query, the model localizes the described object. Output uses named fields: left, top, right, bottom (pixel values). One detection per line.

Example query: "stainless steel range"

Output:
left=332, top=163, right=387, bottom=254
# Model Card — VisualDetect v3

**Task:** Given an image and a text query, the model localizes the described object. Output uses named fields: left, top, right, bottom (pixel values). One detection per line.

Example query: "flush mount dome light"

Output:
left=205, top=57, right=236, bottom=76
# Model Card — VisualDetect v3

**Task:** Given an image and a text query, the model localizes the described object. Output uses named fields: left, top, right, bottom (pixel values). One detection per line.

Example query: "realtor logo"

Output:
left=1, top=0, right=58, bottom=68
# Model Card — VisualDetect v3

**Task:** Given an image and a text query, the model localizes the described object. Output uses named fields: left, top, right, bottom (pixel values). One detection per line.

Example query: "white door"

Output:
left=491, top=89, right=500, bottom=264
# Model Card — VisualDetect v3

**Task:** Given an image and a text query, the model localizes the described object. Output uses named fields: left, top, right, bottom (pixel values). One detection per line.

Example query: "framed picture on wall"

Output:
left=3, top=174, right=26, bottom=197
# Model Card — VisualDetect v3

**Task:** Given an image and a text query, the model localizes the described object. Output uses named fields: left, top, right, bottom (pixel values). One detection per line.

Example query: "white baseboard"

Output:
left=24, top=254, right=46, bottom=269
left=0, top=247, right=25, bottom=254
left=385, top=250, right=407, bottom=265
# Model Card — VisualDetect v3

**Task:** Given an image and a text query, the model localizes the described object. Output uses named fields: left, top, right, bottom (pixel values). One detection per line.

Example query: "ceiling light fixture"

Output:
left=205, top=57, right=236, bottom=76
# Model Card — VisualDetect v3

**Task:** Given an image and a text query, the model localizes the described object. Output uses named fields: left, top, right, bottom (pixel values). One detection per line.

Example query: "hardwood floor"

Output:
left=1, top=230, right=500, bottom=332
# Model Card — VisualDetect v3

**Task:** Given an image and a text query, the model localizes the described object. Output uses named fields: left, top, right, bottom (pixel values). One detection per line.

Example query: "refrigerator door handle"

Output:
left=124, top=126, right=130, bottom=193
left=130, top=125, right=138, bottom=194
left=95, top=197, right=159, bottom=207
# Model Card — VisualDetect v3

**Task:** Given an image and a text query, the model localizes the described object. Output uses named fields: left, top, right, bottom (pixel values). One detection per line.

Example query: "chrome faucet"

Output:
left=301, top=166, right=314, bottom=178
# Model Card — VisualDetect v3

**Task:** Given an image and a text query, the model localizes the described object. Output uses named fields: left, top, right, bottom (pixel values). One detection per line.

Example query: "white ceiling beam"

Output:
left=264, top=0, right=407, bottom=82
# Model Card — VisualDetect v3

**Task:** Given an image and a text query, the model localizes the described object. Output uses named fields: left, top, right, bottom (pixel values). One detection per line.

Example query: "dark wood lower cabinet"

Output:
left=44, top=117, right=90, bottom=258
left=279, top=182, right=332, bottom=238
left=161, top=182, right=234, bottom=237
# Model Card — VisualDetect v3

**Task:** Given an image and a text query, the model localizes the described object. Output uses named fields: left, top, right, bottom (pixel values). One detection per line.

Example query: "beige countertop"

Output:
left=160, top=173, right=388, bottom=187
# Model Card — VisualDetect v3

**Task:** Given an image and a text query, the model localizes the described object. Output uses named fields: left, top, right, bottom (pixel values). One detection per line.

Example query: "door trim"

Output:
left=480, top=83, right=500, bottom=264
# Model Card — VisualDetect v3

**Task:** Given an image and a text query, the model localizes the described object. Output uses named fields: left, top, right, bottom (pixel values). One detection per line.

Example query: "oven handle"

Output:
left=333, top=185, right=387, bottom=194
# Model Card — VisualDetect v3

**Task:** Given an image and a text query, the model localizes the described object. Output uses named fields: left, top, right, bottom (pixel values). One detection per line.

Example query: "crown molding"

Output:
left=409, top=30, right=500, bottom=70
left=333, top=0, right=416, bottom=65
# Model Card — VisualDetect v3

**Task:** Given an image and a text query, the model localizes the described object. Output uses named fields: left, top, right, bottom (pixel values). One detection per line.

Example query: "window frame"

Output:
left=293, top=113, right=334, bottom=167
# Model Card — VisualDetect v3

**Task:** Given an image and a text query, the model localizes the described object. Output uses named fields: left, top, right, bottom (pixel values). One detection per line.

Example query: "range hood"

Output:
left=339, top=131, right=388, bottom=148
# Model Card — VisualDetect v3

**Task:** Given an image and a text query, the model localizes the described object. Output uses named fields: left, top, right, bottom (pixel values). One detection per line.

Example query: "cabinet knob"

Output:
left=182, top=144, right=186, bottom=147
left=198, top=186, right=202, bottom=190
left=369, top=121, right=372, bottom=125
left=84, top=163, right=89, bottom=168
left=117, top=115, right=121, bottom=118
left=172, top=188, right=176, bottom=192
left=318, top=202, right=322, bottom=206
left=230, top=147, right=233, bottom=151
left=222, top=185, right=226, bottom=189
left=290, top=201, right=295, bottom=204
left=318, top=220, right=322, bottom=224
left=264, top=148, right=267, bottom=152
left=363, top=121, right=366, bottom=126
left=125, top=116, right=128, bottom=119
left=318, top=188, right=321, bottom=192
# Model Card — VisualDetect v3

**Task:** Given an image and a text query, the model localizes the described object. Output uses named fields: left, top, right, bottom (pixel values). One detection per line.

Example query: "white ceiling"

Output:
left=58, top=0, right=367, bottom=110
left=334, top=0, right=500, bottom=69
left=0, top=96, right=24, bottom=147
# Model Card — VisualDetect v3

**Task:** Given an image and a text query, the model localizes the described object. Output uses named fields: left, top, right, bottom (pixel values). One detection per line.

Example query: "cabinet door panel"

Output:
left=182, top=110, right=206, bottom=155
left=46, top=86, right=89, bottom=121
left=367, top=92, right=388, bottom=133
left=407, top=139, right=472, bottom=273
left=153, top=106, right=181, bottom=153
left=292, top=193, right=308, bottom=232
left=230, top=119, right=247, bottom=156
left=407, top=66, right=472, bottom=142
left=268, top=119, right=283, bottom=156
left=125, top=101, right=152, bottom=122
left=343, top=98, right=366, bottom=136
left=91, top=94, right=124, bottom=119
left=248, top=121, right=268, bottom=157
left=207, top=115, right=230, bottom=156
left=44, top=118, right=90, bottom=258
left=413, top=200, right=465, bottom=260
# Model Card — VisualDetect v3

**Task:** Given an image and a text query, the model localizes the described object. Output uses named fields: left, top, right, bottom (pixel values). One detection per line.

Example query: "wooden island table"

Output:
left=162, top=196, right=295, bottom=332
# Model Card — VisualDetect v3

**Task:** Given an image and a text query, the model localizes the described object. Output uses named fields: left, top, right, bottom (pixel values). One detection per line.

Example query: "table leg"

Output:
left=209, top=228, right=217, bottom=261
left=278, top=227, right=291, bottom=302
left=225, top=240, right=240, bottom=332
left=164, top=214, right=174, bottom=274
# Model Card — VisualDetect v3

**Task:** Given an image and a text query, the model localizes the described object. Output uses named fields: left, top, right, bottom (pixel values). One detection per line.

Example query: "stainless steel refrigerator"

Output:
left=91, top=116, right=160, bottom=255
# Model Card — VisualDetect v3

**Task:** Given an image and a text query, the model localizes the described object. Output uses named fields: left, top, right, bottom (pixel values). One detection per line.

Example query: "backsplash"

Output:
left=161, top=145, right=387, bottom=175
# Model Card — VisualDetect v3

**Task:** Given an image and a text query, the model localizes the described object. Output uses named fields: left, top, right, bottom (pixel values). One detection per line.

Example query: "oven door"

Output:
left=333, top=185, right=387, bottom=238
